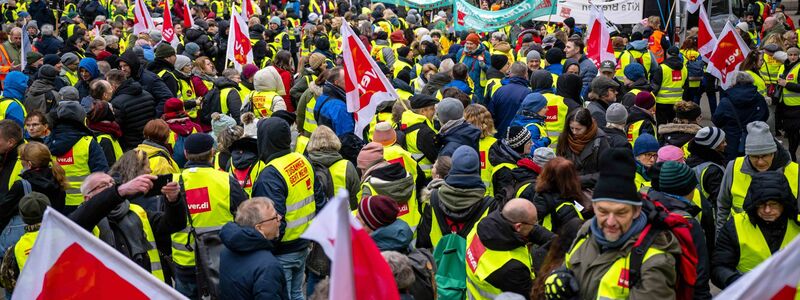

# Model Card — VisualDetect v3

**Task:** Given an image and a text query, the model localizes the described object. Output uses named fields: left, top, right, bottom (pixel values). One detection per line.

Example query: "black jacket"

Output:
left=111, top=79, right=156, bottom=151
left=476, top=210, right=535, bottom=299
left=621, top=78, right=653, bottom=108
left=626, top=106, right=657, bottom=137
left=713, top=83, right=769, bottom=160
left=147, top=58, right=180, bottom=97
left=200, top=78, right=242, bottom=127
left=0, top=167, right=66, bottom=229
left=0, top=143, right=21, bottom=201
left=119, top=50, right=174, bottom=116
left=488, top=140, right=522, bottom=200
left=605, top=126, right=631, bottom=149
left=658, top=123, right=701, bottom=148
left=686, top=140, right=726, bottom=206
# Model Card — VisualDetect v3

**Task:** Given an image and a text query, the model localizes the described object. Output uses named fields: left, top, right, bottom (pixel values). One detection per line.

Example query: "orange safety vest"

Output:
left=0, top=44, right=12, bottom=82
left=649, top=30, right=665, bottom=64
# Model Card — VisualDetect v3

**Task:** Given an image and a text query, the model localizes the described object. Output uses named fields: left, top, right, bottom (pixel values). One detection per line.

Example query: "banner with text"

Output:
left=455, top=0, right=557, bottom=33
left=372, top=0, right=453, bottom=10
left=533, top=0, right=643, bottom=25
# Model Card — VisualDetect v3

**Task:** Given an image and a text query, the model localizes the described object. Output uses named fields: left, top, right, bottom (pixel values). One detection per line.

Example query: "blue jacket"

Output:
left=456, top=45, right=490, bottom=103
left=487, top=76, right=530, bottom=138
left=315, top=82, right=354, bottom=136
left=371, top=219, right=413, bottom=252
left=219, top=222, right=288, bottom=300
left=34, top=35, right=62, bottom=56
left=510, top=114, right=551, bottom=149
left=1, top=72, right=28, bottom=128
left=76, top=58, right=101, bottom=98
left=442, top=79, right=472, bottom=96
left=544, top=64, right=563, bottom=76
left=438, top=121, right=481, bottom=157
left=576, top=55, right=598, bottom=99
left=713, top=84, right=769, bottom=160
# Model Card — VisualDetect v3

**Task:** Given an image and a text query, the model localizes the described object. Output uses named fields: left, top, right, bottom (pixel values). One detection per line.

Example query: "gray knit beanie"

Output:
left=605, top=103, right=628, bottom=125
left=745, top=121, right=777, bottom=155
left=436, top=98, right=464, bottom=125
left=526, top=50, right=541, bottom=62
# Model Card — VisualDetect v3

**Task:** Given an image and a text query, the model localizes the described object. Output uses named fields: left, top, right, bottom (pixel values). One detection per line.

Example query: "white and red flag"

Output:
left=179, top=0, right=195, bottom=29
left=340, top=22, right=399, bottom=139
left=301, top=190, right=400, bottom=300
left=697, top=4, right=717, bottom=62
left=132, top=0, right=155, bottom=35
left=706, top=21, right=749, bottom=89
left=585, top=4, right=615, bottom=69
left=226, top=6, right=253, bottom=72
left=12, top=208, right=186, bottom=300
left=240, top=0, right=261, bottom=19
left=686, top=0, right=703, bottom=14
left=716, top=235, right=800, bottom=299
left=161, top=1, right=179, bottom=48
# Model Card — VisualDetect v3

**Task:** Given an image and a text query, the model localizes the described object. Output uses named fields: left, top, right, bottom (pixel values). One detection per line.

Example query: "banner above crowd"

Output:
left=454, top=0, right=557, bottom=33
left=372, top=0, right=453, bottom=10
left=533, top=0, right=643, bottom=25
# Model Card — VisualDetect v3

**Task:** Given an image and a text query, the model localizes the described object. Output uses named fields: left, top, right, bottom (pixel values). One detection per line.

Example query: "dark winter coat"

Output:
left=119, top=50, right=174, bottom=116
left=219, top=222, right=288, bottom=300
left=626, top=106, right=657, bottom=138
left=147, top=58, right=180, bottom=97
left=621, top=78, right=653, bottom=108
left=200, top=77, right=242, bottom=127
left=34, top=35, right=62, bottom=56
left=45, top=120, right=109, bottom=174
left=488, top=76, right=531, bottom=138
left=110, top=79, right=156, bottom=151
left=437, top=120, right=481, bottom=157
left=561, top=129, right=610, bottom=188
left=604, top=126, right=631, bottom=149
left=713, top=83, right=769, bottom=160
left=0, top=167, right=66, bottom=229
left=473, top=210, right=535, bottom=299
left=658, top=123, right=701, bottom=148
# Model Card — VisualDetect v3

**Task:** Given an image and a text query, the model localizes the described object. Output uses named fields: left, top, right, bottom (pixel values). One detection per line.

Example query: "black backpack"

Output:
left=310, top=160, right=335, bottom=201
left=178, top=176, right=224, bottom=300
left=407, top=248, right=437, bottom=300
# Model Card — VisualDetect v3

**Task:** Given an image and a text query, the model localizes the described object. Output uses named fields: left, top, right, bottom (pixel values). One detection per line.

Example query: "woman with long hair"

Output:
left=740, top=50, right=768, bottom=96
left=530, top=219, right=583, bottom=300
left=556, top=108, right=610, bottom=189
left=109, top=149, right=158, bottom=211
left=135, top=119, right=181, bottom=175
left=191, top=56, right=217, bottom=98
left=307, top=125, right=361, bottom=208
left=532, top=157, right=587, bottom=232
left=273, top=50, right=295, bottom=107
left=464, top=104, right=499, bottom=196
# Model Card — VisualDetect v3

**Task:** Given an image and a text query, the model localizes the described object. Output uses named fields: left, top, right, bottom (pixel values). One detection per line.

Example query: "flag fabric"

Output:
left=697, top=5, right=717, bottom=62
left=716, top=235, right=800, bottom=299
left=12, top=208, right=187, bottom=300
left=340, top=22, right=399, bottom=139
left=133, top=0, right=155, bottom=35
left=225, top=6, right=253, bottom=72
left=241, top=0, right=260, bottom=19
left=161, top=1, right=179, bottom=48
left=20, top=21, right=31, bottom=70
left=585, top=4, right=615, bottom=69
left=686, top=0, right=703, bottom=14
left=706, top=21, right=749, bottom=90
left=301, top=190, right=400, bottom=300
left=179, top=0, right=195, bottom=29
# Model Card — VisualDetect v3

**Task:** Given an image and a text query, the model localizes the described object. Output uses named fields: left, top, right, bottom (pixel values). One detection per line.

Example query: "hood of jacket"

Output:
left=322, top=81, right=347, bottom=101
left=214, top=77, right=240, bottom=90
left=21, top=167, right=63, bottom=192
left=371, top=219, right=413, bottom=252
left=435, top=182, right=487, bottom=221
left=79, top=58, right=101, bottom=81
left=444, top=79, right=472, bottom=95
left=137, top=140, right=172, bottom=158
left=113, top=78, right=144, bottom=97
left=501, top=75, right=528, bottom=87
left=556, top=73, right=582, bottom=102
left=476, top=210, right=527, bottom=251
left=685, top=140, right=726, bottom=167
left=367, top=163, right=414, bottom=203
left=738, top=139, right=792, bottom=175
left=2, top=71, right=27, bottom=100
left=229, top=137, right=260, bottom=170
left=494, top=41, right=512, bottom=53
left=392, top=78, right=414, bottom=93
left=658, top=123, right=701, bottom=136
left=663, top=55, right=684, bottom=70
left=627, top=40, right=648, bottom=51
left=647, top=190, right=701, bottom=218
left=47, top=120, right=93, bottom=156
left=489, top=139, right=523, bottom=166
left=146, top=58, right=175, bottom=74
left=627, top=78, right=652, bottom=91
left=529, top=70, right=554, bottom=91
left=440, top=121, right=481, bottom=148
left=725, top=84, right=763, bottom=108
left=220, top=222, right=274, bottom=253
left=308, top=150, right=345, bottom=167
left=254, top=67, right=286, bottom=94
left=257, top=117, right=291, bottom=162
left=119, top=50, right=142, bottom=79
left=423, top=72, right=452, bottom=93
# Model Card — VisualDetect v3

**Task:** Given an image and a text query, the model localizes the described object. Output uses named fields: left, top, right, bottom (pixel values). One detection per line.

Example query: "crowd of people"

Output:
left=0, top=0, right=798, bottom=299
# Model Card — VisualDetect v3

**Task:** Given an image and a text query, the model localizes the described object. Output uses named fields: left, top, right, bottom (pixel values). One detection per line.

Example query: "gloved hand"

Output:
left=544, top=267, right=579, bottom=300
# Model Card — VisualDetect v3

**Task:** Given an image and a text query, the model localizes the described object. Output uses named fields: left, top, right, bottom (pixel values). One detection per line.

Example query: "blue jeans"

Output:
left=277, top=249, right=309, bottom=300
left=0, top=215, right=25, bottom=257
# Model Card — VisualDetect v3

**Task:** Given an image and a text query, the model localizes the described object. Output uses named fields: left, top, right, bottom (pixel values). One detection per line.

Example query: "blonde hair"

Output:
left=464, top=104, right=496, bottom=138
left=307, top=126, right=341, bottom=152
left=648, top=16, right=662, bottom=30
left=18, top=142, right=69, bottom=190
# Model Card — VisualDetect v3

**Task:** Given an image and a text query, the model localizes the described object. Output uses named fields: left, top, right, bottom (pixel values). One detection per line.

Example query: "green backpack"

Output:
left=430, top=193, right=493, bottom=300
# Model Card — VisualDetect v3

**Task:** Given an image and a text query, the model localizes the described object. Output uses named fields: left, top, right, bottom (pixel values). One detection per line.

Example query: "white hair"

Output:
left=734, top=71, right=754, bottom=86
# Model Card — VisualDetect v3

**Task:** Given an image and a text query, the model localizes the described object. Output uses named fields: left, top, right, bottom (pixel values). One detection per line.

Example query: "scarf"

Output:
left=165, top=116, right=201, bottom=136
left=88, top=120, right=123, bottom=138
left=567, top=121, right=598, bottom=154
left=590, top=212, right=647, bottom=251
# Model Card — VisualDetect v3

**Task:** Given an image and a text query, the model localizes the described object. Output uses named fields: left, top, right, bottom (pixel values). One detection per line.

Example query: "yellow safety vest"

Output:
left=95, top=133, right=123, bottom=162
left=211, top=0, right=225, bottom=17
left=14, top=230, right=38, bottom=270
left=5, top=153, right=22, bottom=191
left=478, top=136, right=499, bottom=197
left=128, top=204, right=165, bottom=281
left=219, top=87, right=238, bottom=115
left=171, top=167, right=234, bottom=267
left=270, top=32, right=288, bottom=57
left=56, top=136, right=93, bottom=208
left=783, top=63, right=800, bottom=106
left=239, top=83, right=252, bottom=98
left=734, top=212, right=800, bottom=273
left=760, top=53, right=784, bottom=84
left=229, top=160, right=267, bottom=197
left=246, top=90, right=280, bottom=118
left=747, top=70, right=768, bottom=97
left=485, top=77, right=503, bottom=101
left=400, top=110, right=436, bottom=180
left=178, top=77, right=198, bottom=118
left=729, top=157, right=799, bottom=214
left=565, top=235, right=667, bottom=299
left=366, top=112, right=394, bottom=142
left=655, top=65, right=687, bottom=105
left=64, top=71, right=79, bottom=86
left=329, top=159, right=349, bottom=193
left=465, top=225, right=533, bottom=300
left=429, top=198, right=491, bottom=248
left=361, top=182, right=420, bottom=232
left=371, top=44, right=389, bottom=65
left=626, top=119, right=657, bottom=146
left=634, top=171, right=652, bottom=194
left=302, top=84, right=319, bottom=134
left=295, top=135, right=309, bottom=154
left=267, top=152, right=316, bottom=242
left=383, top=144, right=419, bottom=184
left=393, top=59, right=412, bottom=79
left=618, top=49, right=653, bottom=79
left=515, top=183, right=584, bottom=231
left=681, top=49, right=702, bottom=88
left=396, top=89, right=413, bottom=101
left=0, top=97, right=26, bottom=121
left=542, top=93, right=568, bottom=148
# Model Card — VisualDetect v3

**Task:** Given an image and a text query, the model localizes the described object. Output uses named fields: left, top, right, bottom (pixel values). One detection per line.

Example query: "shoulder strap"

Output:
left=178, top=175, right=197, bottom=252
left=20, top=179, right=31, bottom=196
left=313, top=96, right=333, bottom=124
left=629, top=224, right=661, bottom=288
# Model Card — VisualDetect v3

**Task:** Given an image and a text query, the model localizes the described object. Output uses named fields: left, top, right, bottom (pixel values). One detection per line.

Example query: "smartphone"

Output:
left=145, top=174, right=173, bottom=197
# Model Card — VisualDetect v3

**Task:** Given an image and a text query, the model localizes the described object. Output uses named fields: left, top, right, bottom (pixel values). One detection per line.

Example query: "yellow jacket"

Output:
left=135, top=142, right=181, bottom=175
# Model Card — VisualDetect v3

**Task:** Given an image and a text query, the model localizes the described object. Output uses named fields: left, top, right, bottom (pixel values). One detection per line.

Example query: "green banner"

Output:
left=454, top=0, right=557, bottom=32
left=371, top=0, right=453, bottom=10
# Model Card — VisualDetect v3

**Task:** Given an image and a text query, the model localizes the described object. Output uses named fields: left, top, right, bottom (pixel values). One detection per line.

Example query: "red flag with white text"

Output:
left=179, top=0, right=194, bottom=29
left=241, top=0, right=260, bottom=19
left=301, top=191, right=400, bottom=300
left=225, top=7, right=253, bottom=71
left=132, top=0, right=154, bottom=35
left=340, top=22, right=399, bottom=139
left=161, top=0, right=179, bottom=48
left=585, top=5, right=614, bottom=69
left=12, top=208, right=186, bottom=300
left=706, top=22, right=749, bottom=89
left=697, top=5, right=717, bottom=62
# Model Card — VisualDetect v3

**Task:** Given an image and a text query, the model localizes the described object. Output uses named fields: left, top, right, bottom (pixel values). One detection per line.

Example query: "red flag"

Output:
left=697, top=5, right=717, bottom=62
left=302, top=191, right=400, bottom=300
left=161, top=0, right=179, bottom=48
left=225, top=6, right=253, bottom=71
left=340, top=22, right=399, bottom=139
left=132, top=0, right=154, bottom=35
left=241, top=0, right=260, bottom=19
left=12, top=208, right=186, bottom=300
left=707, top=22, right=749, bottom=89
left=179, top=0, right=194, bottom=29
left=585, top=5, right=614, bottom=69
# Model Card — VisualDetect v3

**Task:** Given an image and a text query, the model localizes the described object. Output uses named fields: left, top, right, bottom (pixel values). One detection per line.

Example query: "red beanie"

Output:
left=358, top=195, right=399, bottom=231
left=162, top=98, right=186, bottom=119
left=634, top=91, right=655, bottom=110
left=466, top=33, right=481, bottom=45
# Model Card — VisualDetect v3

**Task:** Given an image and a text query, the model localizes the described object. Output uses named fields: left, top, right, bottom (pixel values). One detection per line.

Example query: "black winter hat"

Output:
left=38, top=65, right=59, bottom=81
left=490, top=54, right=509, bottom=70
left=19, top=192, right=50, bottom=225
left=545, top=48, right=565, bottom=65
left=184, top=133, right=215, bottom=154
left=744, top=171, right=796, bottom=215
left=410, top=94, right=438, bottom=109
left=592, top=148, right=642, bottom=205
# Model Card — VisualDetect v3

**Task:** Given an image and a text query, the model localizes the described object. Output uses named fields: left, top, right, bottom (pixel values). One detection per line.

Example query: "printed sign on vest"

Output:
left=284, top=158, right=310, bottom=187
left=672, top=69, right=683, bottom=81
left=546, top=105, right=559, bottom=122
left=388, top=157, right=406, bottom=168
left=57, top=149, right=75, bottom=166
left=186, top=187, right=212, bottom=214
left=618, top=268, right=631, bottom=288
left=397, top=203, right=410, bottom=217
left=233, top=168, right=253, bottom=188
left=479, top=151, right=487, bottom=170
left=466, top=235, right=487, bottom=273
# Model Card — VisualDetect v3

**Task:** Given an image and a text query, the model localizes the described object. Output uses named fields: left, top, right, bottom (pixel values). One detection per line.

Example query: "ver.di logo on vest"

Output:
left=57, top=149, right=75, bottom=165
left=185, top=187, right=212, bottom=214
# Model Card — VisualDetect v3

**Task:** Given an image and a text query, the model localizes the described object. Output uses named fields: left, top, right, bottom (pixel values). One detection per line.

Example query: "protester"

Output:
left=714, top=72, right=769, bottom=160
left=555, top=108, right=609, bottom=189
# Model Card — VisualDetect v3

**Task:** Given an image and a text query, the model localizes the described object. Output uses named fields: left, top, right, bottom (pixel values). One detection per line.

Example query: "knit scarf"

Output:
left=590, top=212, right=647, bottom=251
left=567, top=121, right=598, bottom=154
left=88, top=120, right=123, bottom=138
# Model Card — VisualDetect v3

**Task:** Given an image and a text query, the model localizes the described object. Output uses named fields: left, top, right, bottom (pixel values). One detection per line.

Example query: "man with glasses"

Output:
left=219, top=197, right=288, bottom=300
left=633, top=133, right=660, bottom=194
left=716, top=121, right=799, bottom=231
left=464, top=197, right=540, bottom=299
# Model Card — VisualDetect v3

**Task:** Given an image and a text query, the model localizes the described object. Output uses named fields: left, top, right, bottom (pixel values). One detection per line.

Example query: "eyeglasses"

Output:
left=255, top=214, right=280, bottom=226
left=86, top=180, right=114, bottom=196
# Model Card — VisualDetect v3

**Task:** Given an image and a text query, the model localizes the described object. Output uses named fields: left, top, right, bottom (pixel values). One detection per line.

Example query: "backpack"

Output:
left=310, top=160, right=335, bottom=201
left=497, top=176, right=536, bottom=207
left=685, top=56, right=705, bottom=79
left=178, top=176, right=224, bottom=300
left=407, top=248, right=437, bottom=300
left=630, top=197, right=698, bottom=300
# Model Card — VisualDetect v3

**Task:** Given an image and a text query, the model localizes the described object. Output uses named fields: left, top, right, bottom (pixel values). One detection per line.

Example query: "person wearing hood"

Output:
left=315, top=66, right=358, bottom=137
left=510, top=93, right=551, bottom=150
left=46, top=101, right=109, bottom=214
left=392, top=67, right=415, bottom=101
left=489, top=63, right=530, bottom=138
left=23, top=64, right=60, bottom=114
left=416, top=145, right=495, bottom=249
left=651, top=46, right=687, bottom=125
left=134, top=119, right=181, bottom=175
left=647, top=161, right=712, bottom=299
left=147, top=43, right=180, bottom=97
left=312, top=35, right=336, bottom=68
left=173, top=55, right=201, bottom=118
left=456, top=33, right=491, bottom=103
left=307, top=125, right=360, bottom=207
left=0, top=71, right=28, bottom=127
left=219, top=198, right=288, bottom=300
left=604, top=103, right=631, bottom=149
left=436, top=97, right=481, bottom=157
left=555, top=73, right=584, bottom=109
left=529, top=155, right=585, bottom=234
left=75, top=57, right=102, bottom=99
left=251, top=116, right=324, bottom=300
left=248, top=24, right=269, bottom=67
left=360, top=159, right=420, bottom=234
left=713, top=72, right=769, bottom=160
left=87, top=99, right=123, bottom=166
left=162, top=98, right=203, bottom=168
left=621, top=63, right=652, bottom=108
left=586, top=76, right=620, bottom=128
left=659, top=101, right=702, bottom=150
left=118, top=49, right=174, bottom=116
left=556, top=108, right=610, bottom=189
left=291, top=53, right=327, bottom=108
left=532, top=69, right=575, bottom=148
left=713, top=170, right=800, bottom=288
left=716, top=121, right=799, bottom=231
left=393, top=46, right=415, bottom=86
left=686, top=127, right=727, bottom=207
left=244, top=66, right=287, bottom=119
left=200, top=68, right=243, bottom=127
left=465, top=198, right=541, bottom=299
left=484, top=54, right=509, bottom=104
left=544, top=47, right=565, bottom=77
left=107, top=69, right=155, bottom=151
left=564, top=39, right=598, bottom=99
